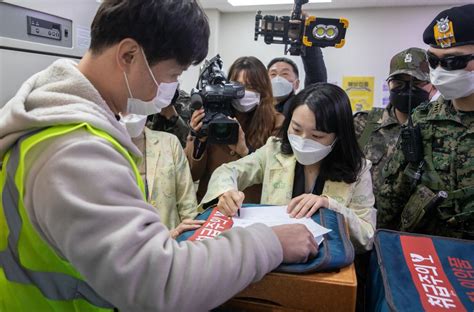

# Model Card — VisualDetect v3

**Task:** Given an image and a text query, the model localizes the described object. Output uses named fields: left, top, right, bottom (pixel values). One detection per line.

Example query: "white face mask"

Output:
left=271, top=76, right=293, bottom=99
left=124, top=48, right=179, bottom=115
left=120, top=114, right=147, bottom=138
left=233, top=90, right=261, bottom=112
left=288, top=133, right=336, bottom=165
left=430, top=66, right=474, bottom=100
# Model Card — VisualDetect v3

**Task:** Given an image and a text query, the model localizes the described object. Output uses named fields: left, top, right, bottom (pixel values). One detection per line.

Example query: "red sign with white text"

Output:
left=400, top=235, right=466, bottom=311
left=189, top=207, right=233, bottom=241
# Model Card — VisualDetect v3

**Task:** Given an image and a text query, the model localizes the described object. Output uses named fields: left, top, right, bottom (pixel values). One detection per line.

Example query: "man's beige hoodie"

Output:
left=0, top=59, right=283, bottom=311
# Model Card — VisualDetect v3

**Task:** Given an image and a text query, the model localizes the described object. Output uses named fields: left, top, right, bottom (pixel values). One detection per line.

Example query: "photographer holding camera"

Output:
left=186, top=56, right=284, bottom=203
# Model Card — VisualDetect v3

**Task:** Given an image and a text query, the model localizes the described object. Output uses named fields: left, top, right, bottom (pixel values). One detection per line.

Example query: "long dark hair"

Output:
left=228, top=56, right=277, bottom=149
left=279, top=83, right=364, bottom=183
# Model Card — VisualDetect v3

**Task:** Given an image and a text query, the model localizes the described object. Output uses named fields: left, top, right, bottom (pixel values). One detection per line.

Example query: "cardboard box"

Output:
left=221, top=264, right=357, bottom=311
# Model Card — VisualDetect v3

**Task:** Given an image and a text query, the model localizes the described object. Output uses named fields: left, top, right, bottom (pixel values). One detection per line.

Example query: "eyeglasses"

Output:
left=387, top=78, right=429, bottom=91
left=427, top=51, right=474, bottom=71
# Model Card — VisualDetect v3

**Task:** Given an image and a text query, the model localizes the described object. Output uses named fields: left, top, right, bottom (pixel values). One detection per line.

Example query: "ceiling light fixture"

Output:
left=228, top=0, right=331, bottom=6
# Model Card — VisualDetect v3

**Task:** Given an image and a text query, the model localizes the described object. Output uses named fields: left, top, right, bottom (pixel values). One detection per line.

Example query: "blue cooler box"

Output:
left=367, top=230, right=473, bottom=311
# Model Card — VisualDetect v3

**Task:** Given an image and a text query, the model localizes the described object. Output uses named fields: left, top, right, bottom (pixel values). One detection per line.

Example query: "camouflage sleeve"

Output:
left=169, top=90, right=192, bottom=147
left=411, top=100, right=433, bottom=125
left=169, top=117, right=190, bottom=148
left=376, top=141, right=413, bottom=230
left=148, top=90, right=192, bottom=147
left=353, top=112, right=369, bottom=139
left=411, top=107, right=424, bottom=127
left=174, top=90, right=192, bottom=125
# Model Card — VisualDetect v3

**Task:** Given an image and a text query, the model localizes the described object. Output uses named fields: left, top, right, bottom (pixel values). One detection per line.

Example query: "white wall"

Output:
left=180, top=9, right=220, bottom=92
left=180, top=5, right=453, bottom=107
left=4, top=1, right=454, bottom=107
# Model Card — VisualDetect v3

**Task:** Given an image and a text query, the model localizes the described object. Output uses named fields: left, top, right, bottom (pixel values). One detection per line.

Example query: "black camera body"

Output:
left=191, top=55, right=244, bottom=145
left=255, top=0, right=348, bottom=55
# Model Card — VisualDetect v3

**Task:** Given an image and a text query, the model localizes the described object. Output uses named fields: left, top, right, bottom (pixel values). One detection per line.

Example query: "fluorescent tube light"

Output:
left=228, top=0, right=331, bottom=6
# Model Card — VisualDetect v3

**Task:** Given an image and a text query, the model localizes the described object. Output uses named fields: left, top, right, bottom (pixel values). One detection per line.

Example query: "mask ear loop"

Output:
left=408, top=76, right=414, bottom=125
left=123, top=71, right=134, bottom=98
left=140, top=48, right=159, bottom=87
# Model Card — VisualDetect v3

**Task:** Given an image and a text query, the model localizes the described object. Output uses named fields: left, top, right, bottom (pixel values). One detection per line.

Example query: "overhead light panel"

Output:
left=228, top=0, right=331, bottom=6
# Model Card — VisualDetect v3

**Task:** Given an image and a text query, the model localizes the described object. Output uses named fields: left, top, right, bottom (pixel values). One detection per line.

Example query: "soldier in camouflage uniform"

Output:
left=377, top=4, right=474, bottom=239
left=148, top=88, right=192, bottom=147
left=353, top=48, right=436, bottom=207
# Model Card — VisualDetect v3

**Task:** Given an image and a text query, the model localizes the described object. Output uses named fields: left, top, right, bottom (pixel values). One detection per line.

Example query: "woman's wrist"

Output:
left=320, top=195, right=330, bottom=208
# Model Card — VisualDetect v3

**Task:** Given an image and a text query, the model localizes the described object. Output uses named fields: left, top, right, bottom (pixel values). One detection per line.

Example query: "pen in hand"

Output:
left=231, top=167, right=240, bottom=217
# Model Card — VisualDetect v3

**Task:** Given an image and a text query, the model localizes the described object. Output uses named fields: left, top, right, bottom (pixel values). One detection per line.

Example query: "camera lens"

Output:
left=208, top=118, right=239, bottom=145
left=214, top=124, right=232, bottom=139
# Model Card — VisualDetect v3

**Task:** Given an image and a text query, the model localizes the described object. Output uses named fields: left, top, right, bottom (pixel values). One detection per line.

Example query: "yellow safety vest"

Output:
left=0, top=123, right=145, bottom=311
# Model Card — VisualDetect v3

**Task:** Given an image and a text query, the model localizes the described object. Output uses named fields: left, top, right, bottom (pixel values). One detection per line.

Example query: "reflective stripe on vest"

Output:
left=0, top=123, right=145, bottom=310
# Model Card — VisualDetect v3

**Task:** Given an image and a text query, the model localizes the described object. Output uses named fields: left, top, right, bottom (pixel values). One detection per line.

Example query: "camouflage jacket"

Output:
left=377, top=97, right=474, bottom=239
left=353, top=105, right=400, bottom=207
left=149, top=89, right=192, bottom=147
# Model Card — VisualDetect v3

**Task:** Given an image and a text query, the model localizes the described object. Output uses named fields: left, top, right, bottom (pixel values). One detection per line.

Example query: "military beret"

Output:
left=423, top=4, right=474, bottom=49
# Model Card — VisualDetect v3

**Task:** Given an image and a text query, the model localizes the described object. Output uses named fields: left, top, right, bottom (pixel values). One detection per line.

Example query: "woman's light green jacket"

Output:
left=201, top=137, right=376, bottom=253
left=145, top=128, right=198, bottom=229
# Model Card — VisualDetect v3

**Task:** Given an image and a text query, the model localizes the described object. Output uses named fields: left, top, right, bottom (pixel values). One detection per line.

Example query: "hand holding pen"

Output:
left=231, top=167, right=241, bottom=217
left=216, top=167, right=245, bottom=217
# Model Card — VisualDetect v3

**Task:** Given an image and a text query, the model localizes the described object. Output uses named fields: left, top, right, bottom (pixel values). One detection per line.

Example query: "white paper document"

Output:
left=233, top=206, right=331, bottom=244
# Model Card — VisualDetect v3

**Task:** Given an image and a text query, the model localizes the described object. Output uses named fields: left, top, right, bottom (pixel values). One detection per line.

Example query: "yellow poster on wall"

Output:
left=342, top=76, right=374, bottom=113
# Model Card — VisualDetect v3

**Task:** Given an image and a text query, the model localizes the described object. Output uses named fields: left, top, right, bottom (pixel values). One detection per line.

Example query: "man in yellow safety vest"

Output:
left=0, top=0, right=317, bottom=310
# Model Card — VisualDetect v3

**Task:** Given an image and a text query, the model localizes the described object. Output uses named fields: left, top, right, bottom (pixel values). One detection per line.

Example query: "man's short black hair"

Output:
left=90, top=0, right=210, bottom=66
left=267, top=57, right=299, bottom=78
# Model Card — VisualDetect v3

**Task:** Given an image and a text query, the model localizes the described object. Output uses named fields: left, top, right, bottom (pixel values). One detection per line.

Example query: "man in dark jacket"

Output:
left=268, top=46, right=327, bottom=116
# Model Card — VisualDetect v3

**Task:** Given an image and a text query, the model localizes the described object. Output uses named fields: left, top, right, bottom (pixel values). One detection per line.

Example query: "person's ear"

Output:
left=294, top=79, right=300, bottom=92
left=116, top=38, right=140, bottom=72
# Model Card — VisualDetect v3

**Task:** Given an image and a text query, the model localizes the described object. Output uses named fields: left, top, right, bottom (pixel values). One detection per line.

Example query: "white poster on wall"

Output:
left=76, top=25, right=91, bottom=50
left=380, top=81, right=390, bottom=109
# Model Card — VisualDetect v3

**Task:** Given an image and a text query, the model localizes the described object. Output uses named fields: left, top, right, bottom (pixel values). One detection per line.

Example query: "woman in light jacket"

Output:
left=201, top=83, right=376, bottom=252
left=123, top=113, right=203, bottom=238
left=185, top=56, right=284, bottom=203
